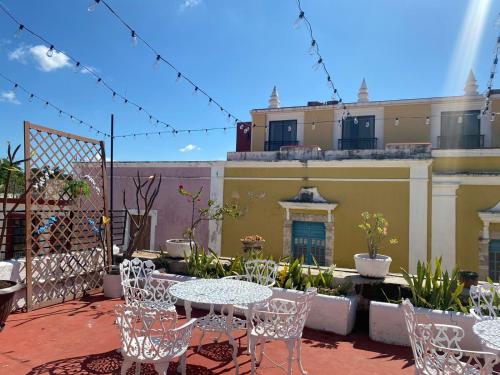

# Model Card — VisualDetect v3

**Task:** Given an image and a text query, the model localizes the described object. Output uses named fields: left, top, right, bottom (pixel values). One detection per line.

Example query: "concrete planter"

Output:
left=165, top=239, right=193, bottom=258
left=103, top=273, right=123, bottom=299
left=354, top=253, right=392, bottom=278
left=369, top=301, right=482, bottom=351
left=157, top=272, right=357, bottom=336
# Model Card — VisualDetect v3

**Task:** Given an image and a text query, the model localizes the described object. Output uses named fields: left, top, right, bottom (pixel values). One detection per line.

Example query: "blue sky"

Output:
left=0, top=0, right=498, bottom=161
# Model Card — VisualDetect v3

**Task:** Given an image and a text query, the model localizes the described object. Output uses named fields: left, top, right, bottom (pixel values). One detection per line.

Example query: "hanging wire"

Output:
left=294, top=0, right=350, bottom=118
left=0, top=72, right=110, bottom=137
left=0, top=2, right=178, bottom=133
left=481, top=17, right=500, bottom=117
left=87, top=0, right=240, bottom=124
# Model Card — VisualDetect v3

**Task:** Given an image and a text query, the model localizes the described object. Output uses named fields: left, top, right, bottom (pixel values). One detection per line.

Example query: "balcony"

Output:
left=437, top=135, right=484, bottom=149
left=264, top=140, right=299, bottom=151
left=338, top=138, right=378, bottom=150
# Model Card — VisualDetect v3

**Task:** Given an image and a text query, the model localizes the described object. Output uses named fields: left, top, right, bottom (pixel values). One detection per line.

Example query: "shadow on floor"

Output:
left=25, top=349, right=215, bottom=375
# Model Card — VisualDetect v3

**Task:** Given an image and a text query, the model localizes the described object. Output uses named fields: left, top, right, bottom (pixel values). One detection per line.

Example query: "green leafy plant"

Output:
left=358, top=211, right=398, bottom=259
left=63, top=179, right=90, bottom=199
left=401, top=257, right=466, bottom=312
left=185, top=246, right=226, bottom=279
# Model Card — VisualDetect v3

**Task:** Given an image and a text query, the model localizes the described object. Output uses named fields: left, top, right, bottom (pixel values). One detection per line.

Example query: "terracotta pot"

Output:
left=354, top=253, right=392, bottom=278
left=0, top=280, right=24, bottom=332
left=165, top=239, right=194, bottom=258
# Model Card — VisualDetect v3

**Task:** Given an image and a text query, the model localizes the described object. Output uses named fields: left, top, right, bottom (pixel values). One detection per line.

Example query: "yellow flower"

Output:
left=102, top=216, right=110, bottom=225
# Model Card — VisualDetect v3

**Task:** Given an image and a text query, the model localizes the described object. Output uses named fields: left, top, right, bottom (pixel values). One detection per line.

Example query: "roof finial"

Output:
left=269, top=86, right=280, bottom=108
left=464, top=69, right=479, bottom=96
left=357, top=78, right=369, bottom=102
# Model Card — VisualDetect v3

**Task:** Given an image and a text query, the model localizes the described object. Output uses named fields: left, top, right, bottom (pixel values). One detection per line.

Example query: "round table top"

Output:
left=473, top=319, right=500, bottom=351
left=169, top=278, right=272, bottom=306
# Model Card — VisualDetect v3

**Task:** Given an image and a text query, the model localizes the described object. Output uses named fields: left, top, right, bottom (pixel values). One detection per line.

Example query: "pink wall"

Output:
left=108, top=163, right=212, bottom=251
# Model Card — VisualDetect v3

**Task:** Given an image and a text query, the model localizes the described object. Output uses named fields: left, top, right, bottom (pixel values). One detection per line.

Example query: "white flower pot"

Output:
left=103, top=273, right=123, bottom=298
left=165, top=239, right=194, bottom=258
left=354, top=253, right=392, bottom=278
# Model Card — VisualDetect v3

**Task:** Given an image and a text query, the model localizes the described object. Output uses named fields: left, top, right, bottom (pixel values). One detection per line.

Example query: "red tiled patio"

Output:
left=0, top=295, right=415, bottom=375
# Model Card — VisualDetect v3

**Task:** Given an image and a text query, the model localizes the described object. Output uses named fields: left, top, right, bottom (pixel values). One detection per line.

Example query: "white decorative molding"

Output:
left=278, top=201, right=338, bottom=222
left=358, top=78, right=369, bottom=103
left=431, top=183, right=459, bottom=271
left=225, top=159, right=431, bottom=169
left=478, top=201, right=500, bottom=240
left=433, top=174, right=500, bottom=186
left=208, top=165, right=224, bottom=254
left=123, top=209, right=158, bottom=251
left=269, top=86, right=280, bottom=109
left=432, top=149, right=500, bottom=157
left=409, top=165, right=429, bottom=273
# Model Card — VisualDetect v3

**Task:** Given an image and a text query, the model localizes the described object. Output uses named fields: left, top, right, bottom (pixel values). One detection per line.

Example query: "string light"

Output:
left=425, top=117, right=430, bottom=125
left=457, top=115, right=463, bottom=124
left=88, top=0, right=100, bottom=12
left=293, top=0, right=350, bottom=120
left=481, top=27, right=500, bottom=116
left=14, top=24, right=23, bottom=37
left=130, top=30, right=138, bottom=46
left=394, top=117, right=400, bottom=126
left=353, top=117, right=358, bottom=125
left=46, top=45, right=54, bottom=58
left=89, top=0, right=240, bottom=123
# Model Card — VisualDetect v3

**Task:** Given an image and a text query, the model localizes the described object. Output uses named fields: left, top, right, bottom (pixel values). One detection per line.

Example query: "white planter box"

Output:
left=156, top=272, right=357, bottom=336
left=369, top=301, right=482, bottom=351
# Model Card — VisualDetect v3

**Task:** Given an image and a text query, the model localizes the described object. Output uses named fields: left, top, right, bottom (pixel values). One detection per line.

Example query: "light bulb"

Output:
left=44, top=101, right=49, bottom=108
left=149, top=115, right=154, bottom=124
left=176, top=72, right=182, bottom=83
left=425, top=117, right=430, bottom=125
left=208, top=98, right=212, bottom=106
left=239, top=124, right=244, bottom=130
left=491, top=112, right=496, bottom=122
left=353, top=117, right=358, bottom=125
left=288, top=125, right=292, bottom=132
left=96, top=77, right=102, bottom=86
left=46, top=45, right=54, bottom=58
left=365, top=121, right=370, bottom=128
left=14, top=24, right=24, bottom=38
left=227, top=114, right=231, bottom=123
left=342, top=111, right=348, bottom=121
left=337, top=120, right=342, bottom=127
left=28, top=93, right=34, bottom=102
left=88, top=0, right=100, bottom=12
left=193, top=86, right=199, bottom=95
left=131, top=30, right=138, bottom=47
left=12, top=83, right=18, bottom=91
left=457, top=115, right=463, bottom=124
left=293, top=11, right=305, bottom=29
left=313, top=58, right=323, bottom=71
left=154, top=55, right=161, bottom=70
left=308, top=40, right=317, bottom=55
left=243, top=128, right=249, bottom=134
left=394, top=118, right=400, bottom=126
left=112, top=92, right=117, bottom=101
left=74, top=61, right=81, bottom=73
left=312, top=122, right=316, bottom=130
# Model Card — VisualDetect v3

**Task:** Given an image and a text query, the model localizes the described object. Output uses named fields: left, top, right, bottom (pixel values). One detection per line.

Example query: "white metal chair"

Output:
left=120, top=258, right=155, bottom=290
left=248, top=287, right=317, bottom=375
left=470, top=283, right=500, bottom=321
left=402, top=299, right=499, bottom=375
left=114, top=304, right=196, bottom=375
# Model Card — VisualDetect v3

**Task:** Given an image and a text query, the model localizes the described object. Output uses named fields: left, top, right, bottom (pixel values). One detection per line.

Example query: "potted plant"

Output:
left=63, top=179, right=90, bottom=200
left=0, top=144, right=32, bottom=331
left=166, top=185, right=240, bottom=258
left=240, top=234, right=265, bottom=254
left=354, top=211, right=398, bottom=278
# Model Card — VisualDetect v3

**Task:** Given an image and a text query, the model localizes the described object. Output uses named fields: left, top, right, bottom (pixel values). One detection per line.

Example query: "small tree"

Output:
left=122, top=172, right=162, bottom=259
left=358, top=211, right=398, bottom=259
left=178, top=185, right=240, bottom=251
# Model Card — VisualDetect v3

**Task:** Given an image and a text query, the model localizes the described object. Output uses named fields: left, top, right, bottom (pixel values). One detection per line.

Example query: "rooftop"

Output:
left=1, top=295, right=415, bottom=375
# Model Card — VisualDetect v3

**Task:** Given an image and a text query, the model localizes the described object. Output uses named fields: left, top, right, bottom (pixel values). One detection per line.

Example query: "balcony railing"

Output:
left=338, top=138, right=378, bottom=150
left=437, top=135, right=484, bottom=149
left=264, top=140, right=299, bottom=151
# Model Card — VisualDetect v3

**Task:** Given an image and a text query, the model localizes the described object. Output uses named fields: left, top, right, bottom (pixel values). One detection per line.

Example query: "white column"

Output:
left=208, top=165, right=224, bottom=254
left=409, top=165, right=429, bottom=273
left=431, top=182, right=459, bottom=271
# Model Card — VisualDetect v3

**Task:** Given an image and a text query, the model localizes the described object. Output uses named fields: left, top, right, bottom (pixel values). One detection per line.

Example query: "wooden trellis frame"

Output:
left=24, top=122, right=111, bottom=311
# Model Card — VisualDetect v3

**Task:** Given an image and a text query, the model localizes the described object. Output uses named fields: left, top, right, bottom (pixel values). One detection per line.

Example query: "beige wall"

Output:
left=251, top=112, right=266, bottom=152
left=433, top=157, right=500, bottom=174
left=383, top=103, right=432, bottom=146
left=303, top=109, right=334, bottom=150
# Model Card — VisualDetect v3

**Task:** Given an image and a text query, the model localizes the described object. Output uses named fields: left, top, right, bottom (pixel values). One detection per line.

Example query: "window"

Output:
left=339, top=115, right=377, bottom=150
left=489, top=240, right=500, bottom=282
left=439, top=110, right=482, bottom=149
left=266, top=120, right=298, bottom=151
left=292, top=221, right=326, bottom=266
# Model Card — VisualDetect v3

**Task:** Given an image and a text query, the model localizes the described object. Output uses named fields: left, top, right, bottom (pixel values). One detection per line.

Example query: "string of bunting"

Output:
left=481, top=17, right=500, bottom=116
left=0, top=72, right=111, bottom=137
left=0, top=2, right=179, bottom=132
left=293, top=0, right=350, bottom=120
left=87, top=0, right=240, bottom=125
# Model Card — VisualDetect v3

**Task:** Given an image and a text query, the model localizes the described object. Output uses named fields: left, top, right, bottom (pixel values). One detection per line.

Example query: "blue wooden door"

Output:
left=292, top=221, right=326, bottom=266
left=489, top=240, right=500, bottom=282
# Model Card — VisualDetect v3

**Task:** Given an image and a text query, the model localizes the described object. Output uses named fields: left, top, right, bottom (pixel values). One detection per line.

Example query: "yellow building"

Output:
left=221, top=72, right=500, bottom=281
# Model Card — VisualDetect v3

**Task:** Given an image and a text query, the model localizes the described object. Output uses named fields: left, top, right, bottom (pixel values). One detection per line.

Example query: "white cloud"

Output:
left=179, top=144, right=200, bottom=153
left=179, top=0, right=201, bottom=11
left=0, top=90, right=20, bottom=105
left=8, top=44, right=72, bottom=72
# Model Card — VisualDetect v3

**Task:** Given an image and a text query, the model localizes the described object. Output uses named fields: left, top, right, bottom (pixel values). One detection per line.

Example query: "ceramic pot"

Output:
left=354, top=253, right=392, bottom=278
left=165, top=239, right=194, bottom=258
left=0, top=280, right=23, bottom=331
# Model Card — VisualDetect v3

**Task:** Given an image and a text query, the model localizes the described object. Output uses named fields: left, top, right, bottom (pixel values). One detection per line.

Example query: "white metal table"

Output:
left=473, top=319, right=500, bottom=352
left=169, top=278, right=272, bottom=374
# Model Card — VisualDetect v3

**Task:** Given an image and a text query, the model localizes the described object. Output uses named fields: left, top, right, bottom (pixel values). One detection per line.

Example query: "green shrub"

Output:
left=401, top=257, right=466, bottom=312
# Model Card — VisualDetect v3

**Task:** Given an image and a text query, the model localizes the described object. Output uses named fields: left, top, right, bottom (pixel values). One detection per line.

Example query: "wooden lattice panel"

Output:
left=24, top=122, right=110, bottom=310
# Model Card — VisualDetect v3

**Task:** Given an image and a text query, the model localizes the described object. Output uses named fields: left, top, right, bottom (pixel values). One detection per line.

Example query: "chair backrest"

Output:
left=144, top=277, right=178, bottom=306
left=470, top=283, right=500, bottom=320
left=120, top=258, right=155, bottom=289
left=401, top=299, right=428, bottom=372
left=114, top=304, right=195, bottom=361
left=243, top=259, right=279, bottom=287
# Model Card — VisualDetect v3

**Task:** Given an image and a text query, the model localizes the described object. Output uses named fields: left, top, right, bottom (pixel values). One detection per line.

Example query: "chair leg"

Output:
left=250, top=335, right=257, bottom=375
left=296, top=339, right=307, bottom=375
left=121, top=358, right=133, bottom=375
left=286, top=340, right=295, bottom=375
left=197, top=329, right=206, bottom=351
left=154, top=362, right=169, bottom=375
left=135, top=362, right=141, bottom=375
left=257, top=336, right=266, bottom=365
left=180, top=353, right=187, bottom=375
